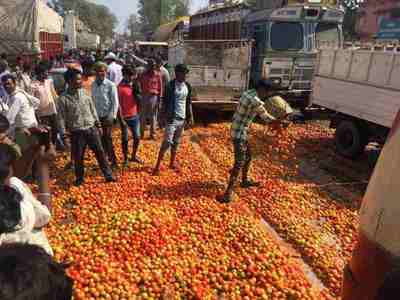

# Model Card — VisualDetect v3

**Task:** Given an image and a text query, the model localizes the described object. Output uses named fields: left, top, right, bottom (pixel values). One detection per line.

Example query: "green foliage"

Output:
left=125, top=14, right=145, bottom=41
left=137, top=0, right=189, bottom=35
left=49, top=0, right=118, bottom=40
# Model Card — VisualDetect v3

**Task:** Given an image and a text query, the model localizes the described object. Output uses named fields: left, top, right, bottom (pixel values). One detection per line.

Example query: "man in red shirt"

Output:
left=118, top=65, right=142, bottom=166
left=139, top=59, right=162, bottom=140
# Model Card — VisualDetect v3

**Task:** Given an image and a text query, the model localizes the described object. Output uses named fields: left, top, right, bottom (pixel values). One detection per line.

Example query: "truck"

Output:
left=244, top=2, right=345, bottom=109
left=0, top=0, right=63, bottom=60
left=168, top=39, right=252, bottom=111
left=311, top=48, right=400, bottom=158
left=188, top=0, right=345, bottom=109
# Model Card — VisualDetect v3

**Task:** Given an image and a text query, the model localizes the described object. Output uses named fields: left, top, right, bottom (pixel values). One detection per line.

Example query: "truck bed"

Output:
left=191, top=86, right=240, bottom=111
left=312, top=49, right=400, bottom=128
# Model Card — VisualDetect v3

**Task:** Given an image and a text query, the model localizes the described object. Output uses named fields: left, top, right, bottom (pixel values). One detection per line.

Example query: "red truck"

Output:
left=0, top=0, right=63, bottom=61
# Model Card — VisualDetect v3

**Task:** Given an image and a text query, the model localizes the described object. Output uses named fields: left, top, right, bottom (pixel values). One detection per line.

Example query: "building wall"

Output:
left=356, top=0, right=400, bottom=39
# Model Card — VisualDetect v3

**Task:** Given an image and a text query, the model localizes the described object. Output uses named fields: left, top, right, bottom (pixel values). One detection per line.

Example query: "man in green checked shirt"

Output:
left=217, top=79, right=294, bottom=204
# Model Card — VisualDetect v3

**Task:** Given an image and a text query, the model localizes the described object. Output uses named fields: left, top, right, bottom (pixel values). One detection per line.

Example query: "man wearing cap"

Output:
left=140, top=58, right=163, bottom=140
left=217, top=80, right=293, bottom=203
left=91, top=62, right=119, bottom=168
left=104, top=52, right=123, bottom=86
left=153, top=64, right=193, bottom=175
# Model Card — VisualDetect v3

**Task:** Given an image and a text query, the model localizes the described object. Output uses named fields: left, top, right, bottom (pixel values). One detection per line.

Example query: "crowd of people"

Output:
left=0, top=48, right=398, bottom=299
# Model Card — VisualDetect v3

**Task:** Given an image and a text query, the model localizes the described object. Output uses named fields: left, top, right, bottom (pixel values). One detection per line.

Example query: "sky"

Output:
left=90, top=0, right=208, bottom=32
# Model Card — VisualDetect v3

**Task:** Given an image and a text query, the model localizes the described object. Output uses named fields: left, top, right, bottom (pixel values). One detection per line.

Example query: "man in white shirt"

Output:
left=31, top=64, right=59, bottom=145
left=104, top=52, right=123, bottom=86
left=2, top=74, right=54, bottom=210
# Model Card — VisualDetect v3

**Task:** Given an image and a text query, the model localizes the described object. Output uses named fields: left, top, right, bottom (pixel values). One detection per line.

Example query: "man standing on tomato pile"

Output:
left=57, top=68, right=116, bottom=186
left=92, top=62, right=119, bottom=169
left=117, top=65, right=143, bottom=167
left=152, top=64, right=194, bottom=175
left=217, top=79, right=294, bottom=204
left=140, top=58, right=163, bottom=140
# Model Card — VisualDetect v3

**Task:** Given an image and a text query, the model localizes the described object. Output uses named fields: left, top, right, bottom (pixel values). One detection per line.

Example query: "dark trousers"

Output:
left=39, top=114, right=58, bottom=145
left=100, top=117, right=118, bottom=165
left=226, top=140, right=252, bottom=192
left=71, top=127, right=112, bottom=181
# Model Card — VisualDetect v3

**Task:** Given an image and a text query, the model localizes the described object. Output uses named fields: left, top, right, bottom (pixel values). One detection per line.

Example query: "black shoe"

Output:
left=74, top=179, right=84, bottom=186
left=216, top=193, right=232, bottom=204
left=241, top=180, right=260, bottom=188
left=106, top=177, right=116, bottom=183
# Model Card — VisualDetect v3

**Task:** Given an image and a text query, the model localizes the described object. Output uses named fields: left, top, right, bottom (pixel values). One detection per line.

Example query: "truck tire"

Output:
left=335, top=120, right=369, bottom=159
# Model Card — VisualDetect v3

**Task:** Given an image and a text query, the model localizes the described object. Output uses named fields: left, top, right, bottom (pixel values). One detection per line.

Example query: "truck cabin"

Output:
left=243, top=5, right=344, bottom=95
left=134, top=41, right=168, bottom=61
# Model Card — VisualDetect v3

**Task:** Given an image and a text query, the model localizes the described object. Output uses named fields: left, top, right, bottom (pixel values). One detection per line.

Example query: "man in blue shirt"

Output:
left=152, top=64, right=193, bottom=175
left=91, top=62, right=119, bottom=168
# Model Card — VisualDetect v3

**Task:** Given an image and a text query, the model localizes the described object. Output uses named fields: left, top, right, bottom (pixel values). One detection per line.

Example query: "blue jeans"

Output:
left=121, top=115, right=141, bottom=160
left=161, top=118, right=185, bottom=151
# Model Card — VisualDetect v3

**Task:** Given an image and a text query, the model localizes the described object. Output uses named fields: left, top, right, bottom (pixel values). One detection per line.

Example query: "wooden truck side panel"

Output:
left=313, top=77, right=400, bottom=128
left=312, top=49, right=400, bottom=128
left=168, top=40, right=252, bottom=110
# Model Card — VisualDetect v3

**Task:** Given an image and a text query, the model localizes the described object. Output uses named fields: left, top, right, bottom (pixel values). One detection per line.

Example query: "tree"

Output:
left=138, top=0, right=190, bottom=36
left=125, top=14, right=144, bottom=41
left=49, top=0, right=118, bottom=41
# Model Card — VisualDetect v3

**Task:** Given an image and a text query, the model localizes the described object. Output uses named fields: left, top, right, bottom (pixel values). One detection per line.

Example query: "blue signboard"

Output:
left=377, top=18, right=400, bottom=40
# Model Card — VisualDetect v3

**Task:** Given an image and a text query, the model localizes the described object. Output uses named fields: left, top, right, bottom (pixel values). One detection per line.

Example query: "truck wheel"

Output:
left=335, top=120, right=369, bottom=158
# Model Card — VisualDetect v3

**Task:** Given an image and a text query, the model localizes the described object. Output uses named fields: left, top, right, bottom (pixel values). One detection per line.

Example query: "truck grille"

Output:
left=291, top=82, right=311, bottom=90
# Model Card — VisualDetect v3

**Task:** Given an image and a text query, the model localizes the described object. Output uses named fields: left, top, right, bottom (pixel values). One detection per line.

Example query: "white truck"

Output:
left=311, top=48, right=400, bottom=158
left=168, top=40, right=252, bottom=111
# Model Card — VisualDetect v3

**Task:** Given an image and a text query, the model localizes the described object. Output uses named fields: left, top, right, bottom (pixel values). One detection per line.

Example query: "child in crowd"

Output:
left=0, top=243, right=73, bottom=300
left=0, top=143, right=52, bottom=255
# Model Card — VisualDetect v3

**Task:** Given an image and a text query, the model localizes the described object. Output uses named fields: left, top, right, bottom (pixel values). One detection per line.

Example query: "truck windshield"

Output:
left=316, top=23, right=340, bottom=48
left=270, top=22, right=303, bottom=51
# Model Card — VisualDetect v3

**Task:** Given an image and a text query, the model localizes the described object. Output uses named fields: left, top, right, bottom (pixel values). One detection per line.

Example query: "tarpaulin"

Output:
left=0, top=0, right=62, bottom=55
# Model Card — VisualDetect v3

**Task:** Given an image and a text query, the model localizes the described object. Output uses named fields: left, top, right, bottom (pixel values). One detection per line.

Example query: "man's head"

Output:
left=34, top=63, right=49, bottom=82
left=104, top=52, right=117, bottom=65
left=64, top=68, right=83, bottom=90
left=122, top=65, right=137, bottom=82
left=147, top=59, right=156, bottom=71
left=0, top=143, right=19, bottom=184
left=2, top=74, right=17, bottom=95
left=23, top=63, right=31, bottom=74
left=0, top=59, right=9, bottom=74
left=175, top=64, right=189, bottom=83
left=0, top=243, right=73, bottom=300
left=155, top=56, right=163, bottom=70
left=0, top=186, right=22, bottom=234
left=94, top=62, right=108, bottom=81
left=255, top=79, right=275, bottom=101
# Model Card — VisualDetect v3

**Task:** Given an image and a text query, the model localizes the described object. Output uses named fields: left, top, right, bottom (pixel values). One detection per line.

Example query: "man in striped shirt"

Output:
left=217, top=80, right=293, bottom=204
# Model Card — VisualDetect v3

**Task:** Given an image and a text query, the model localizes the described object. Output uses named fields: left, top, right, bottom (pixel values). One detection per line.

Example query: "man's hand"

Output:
left=105, top=115, right=115, bottom=126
